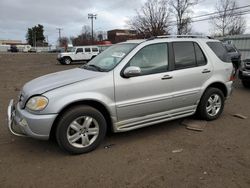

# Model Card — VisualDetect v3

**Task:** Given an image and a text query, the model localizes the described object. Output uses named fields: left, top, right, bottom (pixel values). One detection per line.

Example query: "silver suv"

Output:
left=7, top=36, right=234, bottom=154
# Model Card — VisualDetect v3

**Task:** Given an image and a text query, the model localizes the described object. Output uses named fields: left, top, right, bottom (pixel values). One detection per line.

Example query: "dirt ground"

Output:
left=0, top=53, right=250, bottom=188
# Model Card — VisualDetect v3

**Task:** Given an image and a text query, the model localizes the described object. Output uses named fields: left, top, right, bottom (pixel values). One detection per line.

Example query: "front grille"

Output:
left=18, top=92, right=26, bottom=108
left=245, top=62, right=250, bottom=70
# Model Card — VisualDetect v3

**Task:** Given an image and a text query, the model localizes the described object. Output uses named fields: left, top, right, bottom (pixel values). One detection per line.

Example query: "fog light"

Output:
left=19, top=118, right=28, bottom=127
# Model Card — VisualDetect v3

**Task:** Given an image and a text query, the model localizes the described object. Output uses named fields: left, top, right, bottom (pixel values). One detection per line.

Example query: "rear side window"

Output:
left=85, top=48, right=91, bottom=52
left=92, top=48, right=98, bottom=52
left=207, top=42, right=231, bottom=62
left=194, top=43, right=207, bottom=66
left=173, top=42, right=196, bottom=69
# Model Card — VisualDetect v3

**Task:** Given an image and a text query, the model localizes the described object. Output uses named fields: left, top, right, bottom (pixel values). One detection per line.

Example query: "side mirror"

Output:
left=123, top=66, right=141, bottom=78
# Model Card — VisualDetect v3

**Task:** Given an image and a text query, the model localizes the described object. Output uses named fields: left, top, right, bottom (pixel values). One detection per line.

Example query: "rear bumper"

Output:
left=7, top=100, right=57, bottom=140
left=225, top=81, right=233, bottom=99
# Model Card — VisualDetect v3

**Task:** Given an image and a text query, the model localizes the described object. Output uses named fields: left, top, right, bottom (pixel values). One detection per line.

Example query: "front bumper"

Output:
left=57, top=57, right=63, bottom=62
left=239, top=70, right=250, bottom=81
left=7, top=99, right=57, bottom=140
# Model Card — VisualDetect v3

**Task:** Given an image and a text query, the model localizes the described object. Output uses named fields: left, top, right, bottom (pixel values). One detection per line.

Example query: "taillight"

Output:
left=229, top=67, right=236, bottom=81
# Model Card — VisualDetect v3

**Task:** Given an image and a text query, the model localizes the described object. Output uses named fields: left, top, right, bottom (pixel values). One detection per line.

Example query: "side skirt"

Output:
left=113, top=105, right=197, bottom=132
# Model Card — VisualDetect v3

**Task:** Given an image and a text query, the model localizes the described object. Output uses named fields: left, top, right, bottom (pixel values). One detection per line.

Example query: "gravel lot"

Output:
left=0, top=53, right=250, bottom=188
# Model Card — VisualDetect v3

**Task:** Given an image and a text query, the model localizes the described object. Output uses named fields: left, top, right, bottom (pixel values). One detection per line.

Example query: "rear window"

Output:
left=207, top=42, right=231, bottom=62
left=92, top=48, right=98, bottom=52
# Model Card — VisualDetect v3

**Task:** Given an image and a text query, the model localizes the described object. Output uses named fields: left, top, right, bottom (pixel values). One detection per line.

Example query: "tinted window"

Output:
left=173, top=42, right=196, bottom=69
left=224, top=45, right=236, bottom=52
left=129, top=43, right=168, bottom=75
left=92, top=48, right=98, bottom=52
left=76, top=48, right=83, bottom=53
left=85, top=48, right=91, bottom=52
left=194, top=43, right=207, bottom=66
left=207, top=42, right=231, bottom=62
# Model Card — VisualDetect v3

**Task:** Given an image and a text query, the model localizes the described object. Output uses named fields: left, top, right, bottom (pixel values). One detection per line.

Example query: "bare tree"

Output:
left=129, top=0, right=171, bottom=38
left=58, top=37, right=69, bottom=47
left=211, top=0, right=246, bottom=36
left=170, top=0, right=198, bottom=35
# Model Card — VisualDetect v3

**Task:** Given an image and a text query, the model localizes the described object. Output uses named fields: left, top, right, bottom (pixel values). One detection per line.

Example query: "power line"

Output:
left=167, top=5, right=250, bottom=26
left=191, top=10, right=250, bottom=24
left=191, top=4, right=250, bottom=19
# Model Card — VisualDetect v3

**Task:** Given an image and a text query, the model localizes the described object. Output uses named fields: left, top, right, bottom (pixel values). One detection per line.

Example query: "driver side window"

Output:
left=76, top=48, right=83, bottom=53
left=128, top=43, right=168, bottom=76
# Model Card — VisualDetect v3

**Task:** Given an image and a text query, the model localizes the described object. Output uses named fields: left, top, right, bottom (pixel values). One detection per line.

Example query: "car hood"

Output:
left=22, top=68, right=104, bottom=97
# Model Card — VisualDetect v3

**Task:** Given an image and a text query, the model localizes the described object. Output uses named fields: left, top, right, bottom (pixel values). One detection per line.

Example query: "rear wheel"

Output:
left=56, top=106, right=107, bottom=154
left=196, top=88, right=225, bottom=121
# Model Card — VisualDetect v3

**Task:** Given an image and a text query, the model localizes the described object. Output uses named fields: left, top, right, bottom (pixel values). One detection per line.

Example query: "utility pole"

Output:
left=56, top=28, right=63, bottom=41
left=88, top=13, right=97, bottom=44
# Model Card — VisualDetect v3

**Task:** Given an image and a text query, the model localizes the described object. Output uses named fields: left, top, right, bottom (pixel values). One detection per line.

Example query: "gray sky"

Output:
left=0, top=0, right=249, bottom=44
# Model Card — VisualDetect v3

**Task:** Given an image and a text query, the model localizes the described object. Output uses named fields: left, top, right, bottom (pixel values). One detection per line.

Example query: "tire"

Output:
left=63, top=57, right=72, bottom=65
left=196, top=87, right=225, bottom=121
left=56, top=105, right=107, bottom=154
left=242, top=80, right=250, bottom=88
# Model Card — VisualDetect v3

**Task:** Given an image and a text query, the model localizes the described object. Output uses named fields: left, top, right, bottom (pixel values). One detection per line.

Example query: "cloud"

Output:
left=0, top=0, right=249, bottom=44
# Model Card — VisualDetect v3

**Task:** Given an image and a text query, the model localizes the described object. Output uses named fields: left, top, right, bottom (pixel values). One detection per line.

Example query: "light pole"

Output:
left=88, top=13, right=97, bottom=44
left=56, top=28, right=63, bottom=46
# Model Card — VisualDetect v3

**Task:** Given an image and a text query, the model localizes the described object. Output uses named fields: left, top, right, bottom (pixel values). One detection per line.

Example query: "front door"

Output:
left=75, top=48, right=84, bottom=61
left=114, top=43, right=175, bottom=121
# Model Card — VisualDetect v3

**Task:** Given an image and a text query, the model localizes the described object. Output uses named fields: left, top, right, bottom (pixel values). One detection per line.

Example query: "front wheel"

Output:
left=63, top=57, right=72, bottom=65
left=196, top=88, right=225, bottom=121
left=56, top=106, right=107, bottom=154
left=242, top=80, right=250, bottom=88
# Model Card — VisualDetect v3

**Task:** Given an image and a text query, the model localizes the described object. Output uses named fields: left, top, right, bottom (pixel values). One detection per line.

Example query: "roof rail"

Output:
left=147, top=35, right=213, bottom=40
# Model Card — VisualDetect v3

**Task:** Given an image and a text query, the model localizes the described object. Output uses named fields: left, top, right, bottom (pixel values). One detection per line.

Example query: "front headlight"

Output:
left=26, top=96, right=48, bottom=111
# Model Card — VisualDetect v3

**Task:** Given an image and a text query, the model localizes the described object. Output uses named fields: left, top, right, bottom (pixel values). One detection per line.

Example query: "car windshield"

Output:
left=82, top=43, right=137, bottom=72
left=68, top=47, right=76, bottom=52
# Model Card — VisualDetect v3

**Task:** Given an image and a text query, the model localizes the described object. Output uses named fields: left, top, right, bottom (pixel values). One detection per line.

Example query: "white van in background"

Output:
left=16, top=45, right=32, bottom=52
left=57, top=46, right=100, bottom=65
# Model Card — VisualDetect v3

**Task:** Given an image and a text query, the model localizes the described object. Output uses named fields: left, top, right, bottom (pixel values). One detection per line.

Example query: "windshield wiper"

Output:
left=83, top=64, right=105, bottom=72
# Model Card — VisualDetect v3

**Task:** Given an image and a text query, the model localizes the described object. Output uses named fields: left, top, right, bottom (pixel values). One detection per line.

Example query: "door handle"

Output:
left=202, top=69, right=211, bottom=73
left=161, top=75, right=173, bottom=80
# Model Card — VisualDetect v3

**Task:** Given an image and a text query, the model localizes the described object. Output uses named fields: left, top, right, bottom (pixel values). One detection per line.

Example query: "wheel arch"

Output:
left=63, top=56, right=73, bottom=61
left=49, top=100, right=113, bottom=140
left=203, top=82, right=228, bottom=97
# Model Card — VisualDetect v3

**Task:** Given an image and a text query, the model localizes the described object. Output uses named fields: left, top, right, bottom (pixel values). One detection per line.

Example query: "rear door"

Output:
left=170, top=41, right=213, bottom=110
left=84, top=47, right=92, bottom=60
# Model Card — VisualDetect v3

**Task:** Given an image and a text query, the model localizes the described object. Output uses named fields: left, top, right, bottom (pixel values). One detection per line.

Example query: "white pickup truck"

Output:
left=57, top=46, right=99, bottom=65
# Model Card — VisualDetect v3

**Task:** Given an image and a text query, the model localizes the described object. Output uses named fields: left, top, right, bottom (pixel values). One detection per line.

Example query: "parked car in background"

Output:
left=28, top=47, right=37, bottom=53
left=239, top=58, right=250, bottom=88
left=8, top=36, right=234, bottom=154
left=9, top=45, right=19, bottom=52
left=98, top=45, right=112, bottom=53
left=223, top=43, right=241, bottom=69
left=57, top=46, right=100, bottom=65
